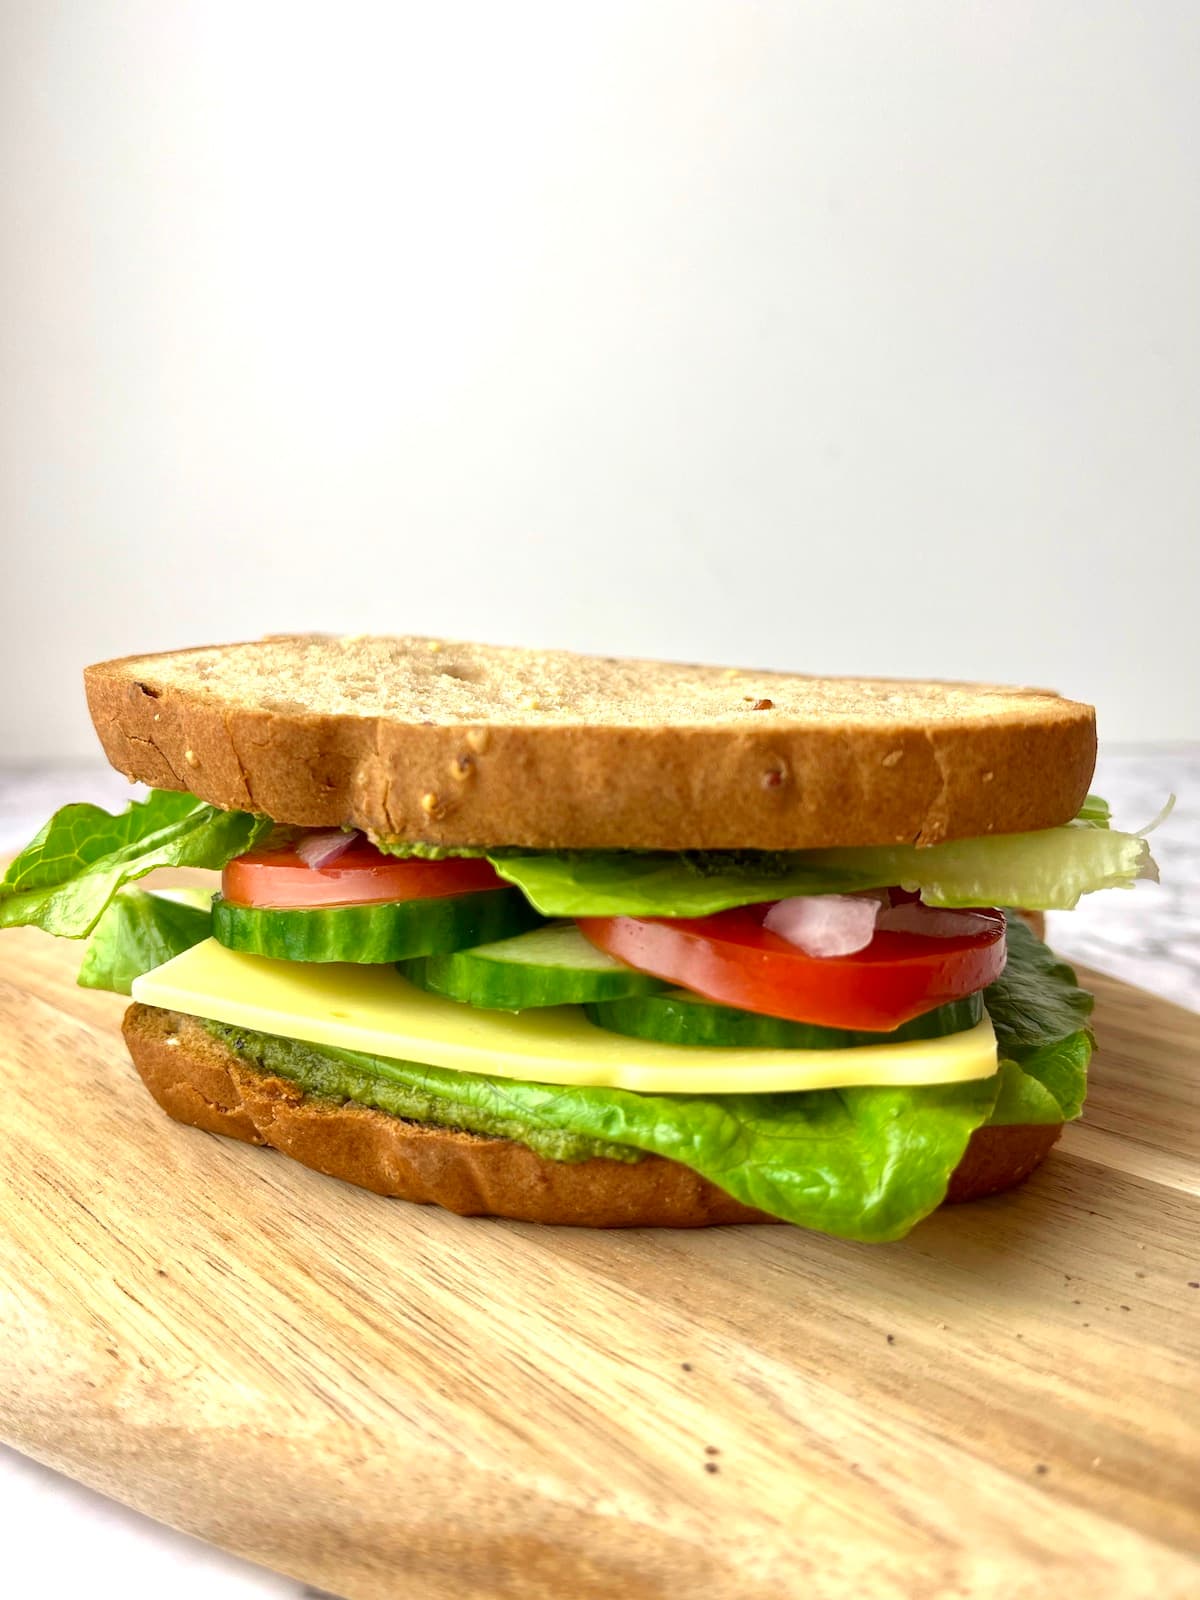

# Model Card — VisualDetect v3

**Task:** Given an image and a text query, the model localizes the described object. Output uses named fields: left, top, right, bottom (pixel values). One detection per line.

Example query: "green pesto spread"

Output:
left=372, top=839, right=494, bottom=859
left=203, top=1020, right=643, bottom=1166
left=372, top=839, right=800, bottom=877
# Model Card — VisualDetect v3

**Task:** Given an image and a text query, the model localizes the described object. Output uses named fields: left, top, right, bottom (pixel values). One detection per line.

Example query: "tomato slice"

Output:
left=576, top=904, right=1006, bottom=1031
left=223, top=838, right=506, bottom=909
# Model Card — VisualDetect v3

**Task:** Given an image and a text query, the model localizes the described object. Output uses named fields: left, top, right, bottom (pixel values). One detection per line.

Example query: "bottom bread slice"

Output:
left=123, top=1003, right=1063, bottom=1229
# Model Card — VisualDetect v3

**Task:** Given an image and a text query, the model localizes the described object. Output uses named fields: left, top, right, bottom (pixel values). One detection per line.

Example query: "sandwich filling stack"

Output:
left=0, top=636, right=1160, bottom=1240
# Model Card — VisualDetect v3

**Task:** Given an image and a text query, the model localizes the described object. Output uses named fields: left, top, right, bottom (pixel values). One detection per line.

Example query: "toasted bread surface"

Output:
left=123, top=1004, right=1063, bottom=1229
left=86, top=636, right=1095, bottom=850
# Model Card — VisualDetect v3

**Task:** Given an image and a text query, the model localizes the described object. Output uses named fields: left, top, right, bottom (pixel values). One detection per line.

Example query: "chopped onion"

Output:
left=763, top=894, right=882, bottom=957
left=296, top=829, right=358, bottom=870
left=876, top=903, right=993, bottom=939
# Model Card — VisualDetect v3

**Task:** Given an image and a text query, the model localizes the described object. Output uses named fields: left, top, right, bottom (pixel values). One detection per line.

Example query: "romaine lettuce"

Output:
left=983, top=915, right=1092, bottom=1124
left=800, top=826, right=1153, bottom=912
left=0, top=789, right=269, bottom=938
left=489, top=851, right=874, bottom=917
left=78, top=887, right=214, bottom=996
left=1075, top=794, right=1112, bottom=828
left=489, top=815, right=1154, bottom=916
left=4, top=786, right=1147, bottom=934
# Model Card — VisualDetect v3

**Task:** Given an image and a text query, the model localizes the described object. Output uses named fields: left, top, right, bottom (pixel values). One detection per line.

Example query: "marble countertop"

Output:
left=1041, top=747, right=1198, bottom=1010
left=1, top=749, right=1196, bottom=1598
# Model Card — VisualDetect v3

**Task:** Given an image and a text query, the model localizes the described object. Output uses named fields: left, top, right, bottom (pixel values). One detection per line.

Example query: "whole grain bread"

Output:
left=86, top=636, right=1095, bottom=850
left=124, top=1004, right=1063, bottom=1228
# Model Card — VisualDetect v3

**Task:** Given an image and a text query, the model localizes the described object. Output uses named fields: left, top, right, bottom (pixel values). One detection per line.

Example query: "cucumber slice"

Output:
left=212, top=890, right=541, bottom=964
left=584, top=988, right=985, bottom=1049
left=401, top=921, right=667, bottom=1008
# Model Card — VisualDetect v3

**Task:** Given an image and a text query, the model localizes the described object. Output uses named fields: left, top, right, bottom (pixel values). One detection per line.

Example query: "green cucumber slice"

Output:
left=584, top=988, right=985, bottom=1049
left=401, top=921, right=667, bottom=1008
left=212, top=890, right=541, bottom=964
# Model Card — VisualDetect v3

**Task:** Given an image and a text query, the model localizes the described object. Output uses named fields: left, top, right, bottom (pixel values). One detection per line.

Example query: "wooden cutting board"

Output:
left=1, top=919, right=1197, bottom=1600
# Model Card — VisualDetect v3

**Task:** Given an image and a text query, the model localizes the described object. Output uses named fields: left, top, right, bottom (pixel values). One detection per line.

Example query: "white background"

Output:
left=2, top=0, right=1198, bottom=757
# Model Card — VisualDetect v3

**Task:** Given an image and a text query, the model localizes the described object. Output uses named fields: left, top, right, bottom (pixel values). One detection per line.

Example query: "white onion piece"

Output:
left=763, top=894, right=881, bottom=957
left=296, top=830, right=359, bottom=870
left=876, top=903, right=992, bottom=939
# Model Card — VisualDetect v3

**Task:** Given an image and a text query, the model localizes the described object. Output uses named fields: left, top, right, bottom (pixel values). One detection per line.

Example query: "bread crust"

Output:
left=123, top=1004, right=1063, bottom=1229
left=86, top=636, right=1095, bottom=850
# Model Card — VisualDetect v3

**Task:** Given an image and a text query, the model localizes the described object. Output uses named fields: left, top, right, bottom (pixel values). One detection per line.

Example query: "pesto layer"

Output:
left=203, top=1019, right=643, bottom=1165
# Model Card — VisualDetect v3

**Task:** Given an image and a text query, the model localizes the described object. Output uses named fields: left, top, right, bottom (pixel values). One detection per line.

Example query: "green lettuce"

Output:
left=988, top=1037, right=1091, bottom=1126
left=798, top=825, right=1152, bottom=913
left=490, top=851, right=874, bottom=917
left=3, top=787, right=1151, bottom=937
left=981, top=914, right=1093, bottom=1124
left=200, top=914, right=1091, bottom=1242
left=0, top=789, right=270, bottom=938
left=78, top=887, right=214, bottom=996
left=1075, top=794, right=1111, bottom=828
left=209, top=1025, right=998, bottom=1240
left=490, top=816, right=1154, bottom=916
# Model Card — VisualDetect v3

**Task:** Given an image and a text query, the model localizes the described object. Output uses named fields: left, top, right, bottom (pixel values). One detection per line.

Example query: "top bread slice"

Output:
left=84, top=635, right=1096, bottom=850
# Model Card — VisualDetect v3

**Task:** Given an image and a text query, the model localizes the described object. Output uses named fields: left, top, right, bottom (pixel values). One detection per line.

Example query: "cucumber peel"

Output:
left=212, top=889, right=541, bottom=964
left=585, top=988, right=984, bottom=1050
left=401, top=921, right=667, bottom=1008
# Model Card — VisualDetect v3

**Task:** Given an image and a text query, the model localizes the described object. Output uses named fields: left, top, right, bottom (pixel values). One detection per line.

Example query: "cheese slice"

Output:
left=132, top=939, right=999, bottom=1094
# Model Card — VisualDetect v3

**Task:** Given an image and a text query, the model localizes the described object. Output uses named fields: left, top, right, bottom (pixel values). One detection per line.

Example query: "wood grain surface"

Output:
left=1, top=917, right=1198, bottom=1600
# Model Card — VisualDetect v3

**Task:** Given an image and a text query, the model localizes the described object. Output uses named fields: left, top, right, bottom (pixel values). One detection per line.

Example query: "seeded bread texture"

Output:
left=86, top=636, right=1095, bottom=851
left=123, top=1004, right=1063, bottom=1228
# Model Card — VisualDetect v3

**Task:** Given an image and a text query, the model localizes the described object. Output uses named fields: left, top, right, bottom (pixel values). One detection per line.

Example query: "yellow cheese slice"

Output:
left=132, top=939, right=999, bottom=1094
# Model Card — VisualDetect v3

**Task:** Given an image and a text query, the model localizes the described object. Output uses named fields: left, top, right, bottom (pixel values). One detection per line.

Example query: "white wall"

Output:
left=2, top=0, right=1197, bottom=758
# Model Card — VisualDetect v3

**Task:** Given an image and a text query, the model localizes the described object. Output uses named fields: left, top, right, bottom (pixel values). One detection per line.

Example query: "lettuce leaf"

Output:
left=987, top=914, right=1095, bottom=1061
left=202, top=913, right=1090, bottom=1241
left=981, top=914, right=1093, bottom=1124
left=490, top=821, right=1154, bottom=917
left=13, top=787, right=1128, bottom=929
left=988, top=1036, right=1091, bottom=1126
left=0, top=789, right=270, bottom=938
left=799, top=825, right=1153, bottom=913
left=489, top=851, right=875, bottom=917
left=78, top=887, right=214, bottom=996
left=208, top=1024, right=999, bottom=1241
left=1075, top=794, right=1112, bottom=829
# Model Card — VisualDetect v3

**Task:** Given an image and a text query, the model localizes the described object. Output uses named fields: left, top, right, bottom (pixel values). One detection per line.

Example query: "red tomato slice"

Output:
left=223, top=838, right=506, bottom=909
left=577, top=904, right=1006, bottom=1031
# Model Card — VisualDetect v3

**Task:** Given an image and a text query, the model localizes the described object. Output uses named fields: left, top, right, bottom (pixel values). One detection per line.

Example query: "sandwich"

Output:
left=0, top=635, right=1160, bottom=1240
